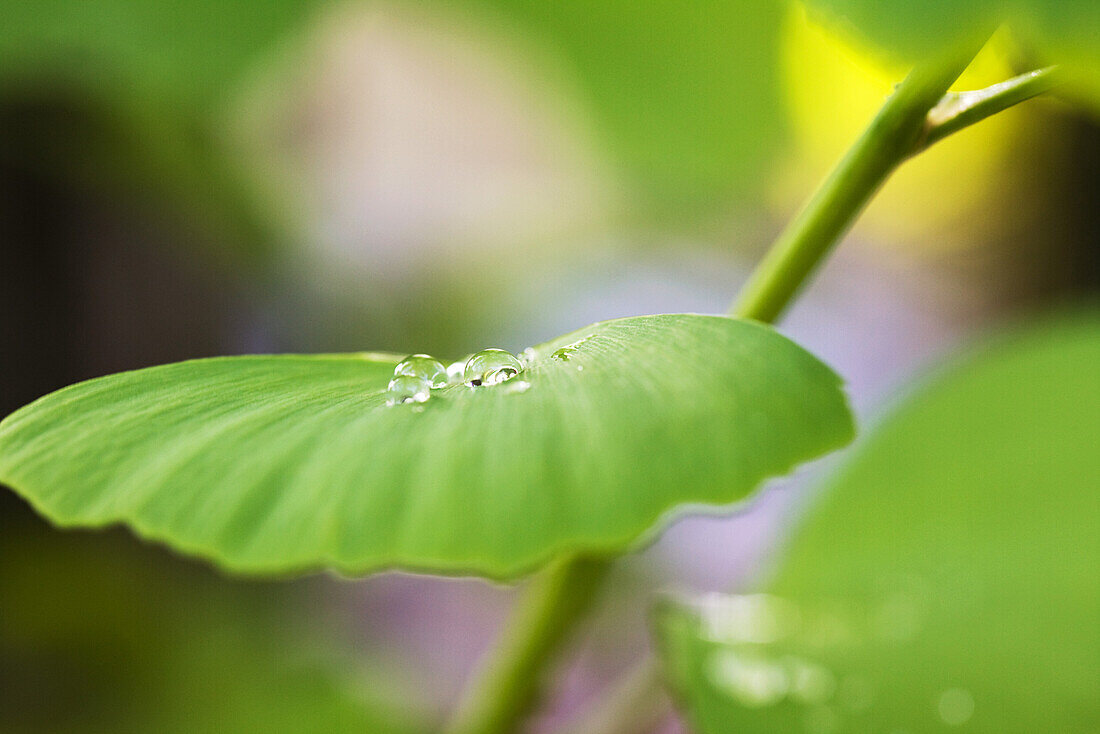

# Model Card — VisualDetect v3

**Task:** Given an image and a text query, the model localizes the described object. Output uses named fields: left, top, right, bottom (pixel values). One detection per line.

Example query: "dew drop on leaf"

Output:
left=386, top=374, right=431, bottom=406
left=465, top=349, right=522, bottom=386
left=551, top=336, right=595, bottom=362
left=393, top=354, right=448, bottom=389
left=446, top=360, right=468, bottom=385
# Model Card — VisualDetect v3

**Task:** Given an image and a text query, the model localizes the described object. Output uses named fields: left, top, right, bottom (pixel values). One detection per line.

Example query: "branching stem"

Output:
left=917, top=66, right=1063, bottom=152
left=731, top=43, right=983, bottom=322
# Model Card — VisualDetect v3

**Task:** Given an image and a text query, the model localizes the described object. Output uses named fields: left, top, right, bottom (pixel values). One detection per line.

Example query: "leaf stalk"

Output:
left=730, top=42, right=984, bottom=322
left=443, top=556, right=609, bottom=734
left=916, top=65, right=1063, bottom=152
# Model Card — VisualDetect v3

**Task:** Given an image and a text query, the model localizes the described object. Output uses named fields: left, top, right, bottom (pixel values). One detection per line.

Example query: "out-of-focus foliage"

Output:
left=776, top=11, right=1029, bottom=248
left=656, top=309, right=1100, bottom=732
left=0, top=316, right=853, bottom=579
left=0, top=0, right=322, bottom=107
left=0, top=0, right=798, bottom=238
left=0, top=0, right=330, bottom=263
left=10, top=0, right=1090, bottom=258
left=456, top=0, right=788, bottom=217
left=0, top=504, right=426, bottom=734
left=802, top=0, right=1100, bottom=104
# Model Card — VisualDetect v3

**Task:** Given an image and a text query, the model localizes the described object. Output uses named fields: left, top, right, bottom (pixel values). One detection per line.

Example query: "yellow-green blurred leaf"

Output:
left=657, top=310, right=1100, bottom=732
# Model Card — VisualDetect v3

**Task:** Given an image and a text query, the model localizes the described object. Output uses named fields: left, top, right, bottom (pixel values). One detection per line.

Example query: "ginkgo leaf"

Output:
left=0, top=314, right=853, bottom=580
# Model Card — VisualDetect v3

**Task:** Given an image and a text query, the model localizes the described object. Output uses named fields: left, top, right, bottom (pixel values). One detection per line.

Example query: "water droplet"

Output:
left=697, top=593, right=801, bottom=645
left=787, top=658, right=836, bottom=704
left=393, top=354, right=448, bottom=389
left=465, top=349, right=522, bottom=386
left=550, top=336, right=595, bottom=362
left=386, top=374, right=431, bottom=406
left=707, top=650, right=789, bottom=708
left=937, top=688, right=974, bottom=726
left=520, top=347, right=537, bottom=365
left=446, top=360, right=468, bottom=385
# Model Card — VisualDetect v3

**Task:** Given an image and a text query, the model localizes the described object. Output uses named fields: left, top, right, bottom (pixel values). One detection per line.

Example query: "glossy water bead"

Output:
left=386, top=374, right=431, bottom=406
left=465, top=349, right=523, bottom=386
left=446, top=359, right=468, bottom=385
left=393, top=354, right=448, bottom=389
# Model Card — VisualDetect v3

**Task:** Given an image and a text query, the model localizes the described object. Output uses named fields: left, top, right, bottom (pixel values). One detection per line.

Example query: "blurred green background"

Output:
left=1, top=1, right=1096, bottom=732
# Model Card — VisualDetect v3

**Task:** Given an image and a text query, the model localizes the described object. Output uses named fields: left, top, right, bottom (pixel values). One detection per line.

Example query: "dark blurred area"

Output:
left=1, top=1, right=1097, bottom=732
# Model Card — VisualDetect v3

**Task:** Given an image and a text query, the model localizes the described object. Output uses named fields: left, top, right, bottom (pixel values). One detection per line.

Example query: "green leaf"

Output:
left=656, top=310, right=1100, bottom=733
left=0, top=314, right=853, bottom=579
left=801, top=0, right=1100, bottom=101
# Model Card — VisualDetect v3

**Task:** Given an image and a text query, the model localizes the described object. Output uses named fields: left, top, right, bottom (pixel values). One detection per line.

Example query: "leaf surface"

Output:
left=0, top=314, right=853, bottom=579
left=656, top=311, right=1100, bottom=732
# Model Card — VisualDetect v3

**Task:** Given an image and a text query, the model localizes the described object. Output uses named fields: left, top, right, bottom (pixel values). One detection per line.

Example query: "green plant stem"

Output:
left=730, top=44, right=982, bottom=322
left=562, top=660, right=667, bottom=734
left=444, top=556, right=610, bottom=734
left=919, top=66, right=1063, bottom=151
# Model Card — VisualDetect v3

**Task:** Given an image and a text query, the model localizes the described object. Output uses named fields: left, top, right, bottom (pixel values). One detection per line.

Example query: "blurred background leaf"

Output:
left=0, top=0, right=323, bottom=106
left=453, top=0, right=789, bottom=218
left=0, top=0, right=797, bottom=364
left=0, top=0, right=331, bottom=264
left=801, top=0, right=1100, bottom=106
left=657, top=309, right=1100, bottom=733
left=0, top=495, right=429, bottom=734
left=775, top=12, right=1030, bottom=249
left=0, top=0, right=792, bottom=244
